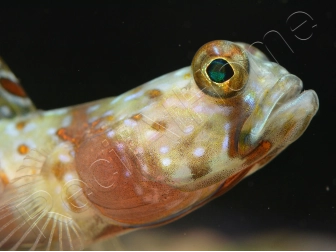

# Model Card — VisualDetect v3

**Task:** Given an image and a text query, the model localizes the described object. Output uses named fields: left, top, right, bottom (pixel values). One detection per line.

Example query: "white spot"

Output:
left=184, top=125, right=194, bottom=134
left=145, top=130, right=158, bottom=140
left=193, top=147, right=205, bottom=157
left=124, top=119, right=137, bottom=127
left=279, top=68, right=288, bottom=75
left=134, top=185, right=143, bottom=195
left=125, top=171, right=131, bottom=177
left=87, top=104, right=100, bottom=113
left=174, top=68, right=188, bottom=76
left=64, top=173, right=74, bottom=182
left=134, top=147, right=144, bottom=155
left=117, top=143, right=124, bottom=151
left=5, top=123, right=19, bottom=136
left=107, top=130, right=115, bottom=138
left=55, top=186, right=61, bottom=194
left=0, top=106, right=12, bottom=116
left=110, top=96, right=121, bottom=104
left=88, top=116, right=98, bottom=123
left=224, top=123, right=230, bottom=131
left=161, top=158, right=171, bottom=166
left=172, top=166, right=192, bottom=182
left=61, top=115, right=72, bottom=127
left=124, top=91, right=144, bottom=102
left=103, top=110, right=114, bottom=116
left=23, top=123, right=37, bottom=133
left=160, top=146, right=169, bottom=154
left=141, top=164, right=149, bottom=173
left=244, top=93, right=254, bottom=105
left=194, top=104, right=232, bottom=115
left=193, top=105, right=203, bottom=113
left=49, top=108, right=68, bottom=115
left=59, top=154, right=71, bottom=163
left=47, top=128, right=56, bottom=135
left=222, top=136, right=229, bottom=150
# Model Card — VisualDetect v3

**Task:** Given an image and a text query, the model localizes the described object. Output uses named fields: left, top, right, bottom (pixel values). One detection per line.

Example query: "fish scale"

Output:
left=0, top=40, right=319, bottom=250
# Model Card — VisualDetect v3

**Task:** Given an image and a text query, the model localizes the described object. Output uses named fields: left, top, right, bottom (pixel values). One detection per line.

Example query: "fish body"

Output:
left=0, top=40, right=319, bottom=250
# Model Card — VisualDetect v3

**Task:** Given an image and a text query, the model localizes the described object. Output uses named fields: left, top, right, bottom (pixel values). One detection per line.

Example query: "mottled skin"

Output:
left=0, top=41, right=319, bottom=250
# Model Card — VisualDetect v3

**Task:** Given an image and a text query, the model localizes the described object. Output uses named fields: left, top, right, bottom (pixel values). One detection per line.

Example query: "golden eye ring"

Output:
left=192, top=40, right=249, bottom=98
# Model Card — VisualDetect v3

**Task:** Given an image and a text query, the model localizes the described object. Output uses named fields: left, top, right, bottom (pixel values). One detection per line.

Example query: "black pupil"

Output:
left=206, top=59, right=234, bottom=83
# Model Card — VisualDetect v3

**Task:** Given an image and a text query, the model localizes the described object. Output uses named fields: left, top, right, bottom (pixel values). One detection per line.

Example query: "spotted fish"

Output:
left=0, top=40, right=319, bottom=250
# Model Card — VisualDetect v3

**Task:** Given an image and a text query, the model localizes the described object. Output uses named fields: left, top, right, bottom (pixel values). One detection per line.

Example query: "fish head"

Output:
left=120, top=40, right=319, bottom=191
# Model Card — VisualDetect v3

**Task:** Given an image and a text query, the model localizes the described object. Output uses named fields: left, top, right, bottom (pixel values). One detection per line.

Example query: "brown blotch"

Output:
left=0, top=78, right=27, bottom=97
left=190, top=164, right=211, bottom=180
left=151, top=121, right=167, bottom=132
left=16, top=121, right=26, bottom=130
left=131, top=113, right=142, bottom=121
left=148, top=89, right=162, bottom=98
left=18, top=144, right=29, bottom=155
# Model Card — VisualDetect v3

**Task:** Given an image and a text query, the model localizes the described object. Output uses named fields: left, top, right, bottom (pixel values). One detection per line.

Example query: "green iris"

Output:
left=206, top=59, right=234, bottom=83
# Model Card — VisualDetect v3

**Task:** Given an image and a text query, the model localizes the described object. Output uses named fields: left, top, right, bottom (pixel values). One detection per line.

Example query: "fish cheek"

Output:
left=74, top=133, right=219, bottom=226
left=74, top=133, right=137, bottom=214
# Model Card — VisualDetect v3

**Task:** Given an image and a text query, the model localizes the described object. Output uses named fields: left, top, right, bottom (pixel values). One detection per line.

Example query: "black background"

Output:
left=0, top=1, right=335, bottom=249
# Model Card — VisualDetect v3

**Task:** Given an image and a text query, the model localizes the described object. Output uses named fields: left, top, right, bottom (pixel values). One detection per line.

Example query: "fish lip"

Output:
left=269, top=74, right=304, bottom=114
left=238, top=74, right=306, bottom=155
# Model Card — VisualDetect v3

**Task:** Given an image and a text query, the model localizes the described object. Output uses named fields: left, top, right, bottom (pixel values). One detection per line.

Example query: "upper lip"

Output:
left=238, top=74, right=303, bottom=155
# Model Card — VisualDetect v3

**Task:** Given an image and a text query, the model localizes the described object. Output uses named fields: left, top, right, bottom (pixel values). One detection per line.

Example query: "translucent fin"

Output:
left=0, top=57, right=36, bottom=119
left=0, top=150, right=86, bottom=250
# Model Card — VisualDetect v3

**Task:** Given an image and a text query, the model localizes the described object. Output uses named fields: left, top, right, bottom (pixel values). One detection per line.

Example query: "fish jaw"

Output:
left=238, top=73, right=319, bottom=157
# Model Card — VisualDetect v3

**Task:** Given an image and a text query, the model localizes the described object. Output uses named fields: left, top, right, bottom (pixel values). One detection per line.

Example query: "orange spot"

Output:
left=131, top=113, right=142, bottom=121
left=16, top=121, right=26, bottom=130
left=52, top=163, right=66, bottom=181
left=151, top=121, right=167, bottom=132
left=0, top=78, right=27, bottom=97
left=106, top=115, right=114, bottom=121
left=148, top=89, right=162, bottom=98
left=0, top=171, right=9, bottom=185
left=18, top=144, right=29, bottom=155
left=56, top=128, right=75, bottom=143
left=183, top=73, right=191, bottom=79
left=244, top=140, right=272, bottom=164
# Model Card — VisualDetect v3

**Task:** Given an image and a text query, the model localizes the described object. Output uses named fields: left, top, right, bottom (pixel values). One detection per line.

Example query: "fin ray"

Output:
left=0, top=148, right=90, bottom=250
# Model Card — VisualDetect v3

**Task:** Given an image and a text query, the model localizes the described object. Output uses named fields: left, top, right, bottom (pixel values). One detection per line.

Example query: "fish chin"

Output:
left=239, top=74, right=318, bottom=156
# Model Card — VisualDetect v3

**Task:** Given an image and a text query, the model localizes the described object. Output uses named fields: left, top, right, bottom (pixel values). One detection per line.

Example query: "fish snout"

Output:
left=238, top=74, right=317, bottom=156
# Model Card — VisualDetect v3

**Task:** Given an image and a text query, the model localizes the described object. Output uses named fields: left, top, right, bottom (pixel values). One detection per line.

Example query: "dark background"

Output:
left=0, top=1, right=335, bottom=249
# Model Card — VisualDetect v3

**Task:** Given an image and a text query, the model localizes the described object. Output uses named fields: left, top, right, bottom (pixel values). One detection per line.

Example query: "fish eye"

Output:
left=206, top=58, right=234, bottom=83
left=192, top=40, right=249, bottom=98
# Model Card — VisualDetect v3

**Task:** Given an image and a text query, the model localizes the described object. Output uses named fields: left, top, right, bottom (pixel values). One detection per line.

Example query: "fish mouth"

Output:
left=238, top=74, right=319, bottom=156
